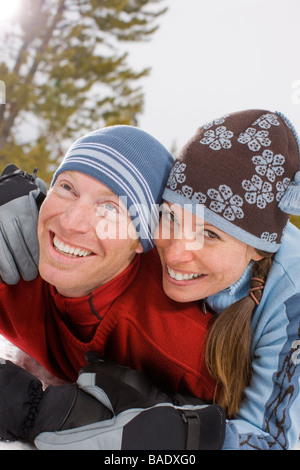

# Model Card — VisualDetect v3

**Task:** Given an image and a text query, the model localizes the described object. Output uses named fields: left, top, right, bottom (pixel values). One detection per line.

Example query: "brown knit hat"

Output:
left=163, top=109, right=300, bottom=252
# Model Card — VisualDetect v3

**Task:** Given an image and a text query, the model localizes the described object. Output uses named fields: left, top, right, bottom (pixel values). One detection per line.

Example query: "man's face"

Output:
left=38, top=171, right=143, bottom=297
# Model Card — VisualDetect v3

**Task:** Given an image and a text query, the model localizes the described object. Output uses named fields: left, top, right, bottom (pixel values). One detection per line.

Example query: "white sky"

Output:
left=127, top=0, right=300, bottom=154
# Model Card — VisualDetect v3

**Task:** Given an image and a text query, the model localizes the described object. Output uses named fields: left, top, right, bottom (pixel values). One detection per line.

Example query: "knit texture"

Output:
left=163, top=109, right=300, bottom=252
left=52, top=125, right=174, bottom=252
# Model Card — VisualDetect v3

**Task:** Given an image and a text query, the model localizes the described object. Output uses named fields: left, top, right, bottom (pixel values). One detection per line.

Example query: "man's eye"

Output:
left=55, top=181, right=76, bottom=196
left=104, top=203, right=118, bottom=213
left=96, top=203, right=119, bottom=219
left=61, top=183, right=73, bottom=191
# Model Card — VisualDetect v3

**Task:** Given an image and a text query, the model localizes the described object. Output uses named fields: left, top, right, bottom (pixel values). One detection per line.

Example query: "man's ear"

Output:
left=135, top=241, right=144, bottom=254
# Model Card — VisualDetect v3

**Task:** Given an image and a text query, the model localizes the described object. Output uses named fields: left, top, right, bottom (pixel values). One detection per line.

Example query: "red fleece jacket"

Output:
left=0, top=248, right=216, bottom=402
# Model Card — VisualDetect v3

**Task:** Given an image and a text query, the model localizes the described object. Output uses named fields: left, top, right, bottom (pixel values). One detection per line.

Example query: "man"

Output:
left=0, top=125, right=224, bottom=450
left=0, top=125, right=215, bottom=395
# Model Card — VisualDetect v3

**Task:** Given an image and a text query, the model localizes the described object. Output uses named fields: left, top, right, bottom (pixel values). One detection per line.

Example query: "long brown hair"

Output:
left=205, top=250, right=274, bottom=418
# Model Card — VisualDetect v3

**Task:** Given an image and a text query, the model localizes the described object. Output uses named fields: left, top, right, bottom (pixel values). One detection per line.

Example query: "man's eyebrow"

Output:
left=61, top=172, right=117, bottom=197
left=100, top=190, right=117, bottom=197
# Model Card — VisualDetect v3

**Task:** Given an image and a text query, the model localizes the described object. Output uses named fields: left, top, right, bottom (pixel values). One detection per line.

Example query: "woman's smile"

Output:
left=166, top=265, right=206, bottom=284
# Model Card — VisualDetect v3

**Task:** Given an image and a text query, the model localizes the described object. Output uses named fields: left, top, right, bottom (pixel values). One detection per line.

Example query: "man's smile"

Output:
left=52, top=233, right=94, bottom=258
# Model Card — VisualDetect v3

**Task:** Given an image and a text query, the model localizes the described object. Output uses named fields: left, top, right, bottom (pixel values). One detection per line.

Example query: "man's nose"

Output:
left=60, top=201, right=92, bottom=233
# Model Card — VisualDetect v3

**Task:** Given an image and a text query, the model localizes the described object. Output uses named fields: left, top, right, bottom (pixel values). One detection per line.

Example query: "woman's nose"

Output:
left=163, top=237, right=196, bottom=265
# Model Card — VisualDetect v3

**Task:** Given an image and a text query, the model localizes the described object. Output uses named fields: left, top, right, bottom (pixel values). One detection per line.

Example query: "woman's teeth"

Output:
left=53, top=235, right=92, bottom=258
left=167, top=266, right=201, bottom=281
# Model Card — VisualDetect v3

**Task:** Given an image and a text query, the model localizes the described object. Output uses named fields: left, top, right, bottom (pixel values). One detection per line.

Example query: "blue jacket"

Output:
left=207, top=222, right=300, bottom=450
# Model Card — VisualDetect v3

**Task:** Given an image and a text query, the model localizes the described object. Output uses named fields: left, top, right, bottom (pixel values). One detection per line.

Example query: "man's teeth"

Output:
left=53, top=236, right=92, bottom=257
left=167, top=266, right=201, bottom=281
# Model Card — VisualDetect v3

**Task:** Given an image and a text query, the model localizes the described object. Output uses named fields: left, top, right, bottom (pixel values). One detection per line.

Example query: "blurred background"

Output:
left=130, top=0, right=300, bottom=152
left=0, top=0, right=299, bottom=224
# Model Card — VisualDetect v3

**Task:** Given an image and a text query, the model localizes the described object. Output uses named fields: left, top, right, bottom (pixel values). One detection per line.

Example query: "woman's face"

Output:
left=155, top=201, right=262, bottom=303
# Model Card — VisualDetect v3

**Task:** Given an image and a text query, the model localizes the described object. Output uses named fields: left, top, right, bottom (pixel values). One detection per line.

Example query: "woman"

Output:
left=157, top=108, right=300, bottom=449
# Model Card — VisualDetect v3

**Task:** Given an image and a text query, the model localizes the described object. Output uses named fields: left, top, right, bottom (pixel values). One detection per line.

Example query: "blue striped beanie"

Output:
left=51, top=125, right=174, bottom=252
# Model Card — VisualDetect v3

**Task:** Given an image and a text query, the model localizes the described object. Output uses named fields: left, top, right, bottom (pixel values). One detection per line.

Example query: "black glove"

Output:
left=0, top=359, right=112, bottom=443
left=0, top=164, right=47, bottom=284
left=35, top=352, right=226, bottom=450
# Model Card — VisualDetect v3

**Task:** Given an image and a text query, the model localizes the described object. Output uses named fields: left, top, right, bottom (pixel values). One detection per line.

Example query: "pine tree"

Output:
left=0, top=0, right=167, bottom=182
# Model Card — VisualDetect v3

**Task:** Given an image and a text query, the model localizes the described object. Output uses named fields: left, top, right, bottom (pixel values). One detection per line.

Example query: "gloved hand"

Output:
left=0, top=164, right=47, bottom=284
left=35, top=352, right=226, bottom=450
left=0, top=358, right=112, bottom=443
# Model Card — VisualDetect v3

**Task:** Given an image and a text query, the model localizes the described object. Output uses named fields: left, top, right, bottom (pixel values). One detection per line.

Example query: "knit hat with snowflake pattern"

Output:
left=163, top=109, right=300, bottom=252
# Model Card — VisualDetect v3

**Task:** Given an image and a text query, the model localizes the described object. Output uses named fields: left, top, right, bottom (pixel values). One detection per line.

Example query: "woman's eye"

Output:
left=203, top=229, right=219, bottom=240
left=161, top=209, right=177, bottom=224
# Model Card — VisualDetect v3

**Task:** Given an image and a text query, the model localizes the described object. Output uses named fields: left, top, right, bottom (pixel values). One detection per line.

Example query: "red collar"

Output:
left=49, top=254, right=141, bottom=334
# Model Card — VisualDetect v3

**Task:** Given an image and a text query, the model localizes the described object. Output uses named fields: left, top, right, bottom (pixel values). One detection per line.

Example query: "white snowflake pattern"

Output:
left=276, top=177, right=291, bottom=201
left=207, top=184, right=244, bottom=221
left=203, top=114, right=230, bottom=129
left=252, top=150, right=285, bottom=182
left=252, top=113, right=280, bottom=129
left=181, top=185, right=207, bottom=204
left=242, top=175, right=274, bottom=209
left=191, top=191, right=207, bottom=204
left=260, top=231, right=278, bottom=243
left=237, top=127, right=271, bottom=152
left=200, top=126, right=234, bottom=151
left=167, top=161, right=186, bottom=190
